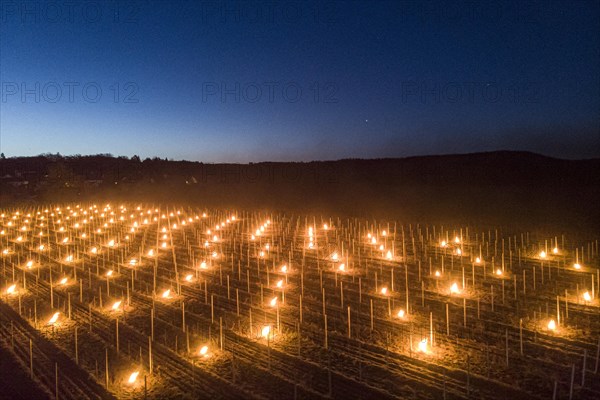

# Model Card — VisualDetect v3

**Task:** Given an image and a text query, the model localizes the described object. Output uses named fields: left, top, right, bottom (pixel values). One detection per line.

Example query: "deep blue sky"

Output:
left=1, top=0, right=598, bottom=161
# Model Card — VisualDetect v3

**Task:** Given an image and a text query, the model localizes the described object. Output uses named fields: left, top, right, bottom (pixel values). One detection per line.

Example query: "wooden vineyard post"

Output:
left=186, top=330, right=190, bottom=353
left=324, top=314, right=328, bottom=349
left=151, top=308, right=155, bottom=341
left=182, top=302, right=186, bottom=332
left=116, top=318, right=119, bottom=354
left=359, top=278, right=362, bottom=304
left=75, top=327, right=79, bottom=364
left=569, top=364, right=575, bottom=400
left=582, top=349, right=587, bottom=386
left=220, top=317, right=223, bottom=351
left=55, top=362, right=59, bottom=400
left=149, top=336, right=153, bottom=373
left=446, top=303, right=450, bottom=336
left=370, top=299, right=374, bottom=331
left=276, top=305, right=280, bottom=332
left=211, top=294, right=215, bottom=324
left=347, top=306, right=351, bottom=338
left=105, top=348, right=109, bottom=388
left=595, top=336, right=600, bottom=374
left=557, top=296, right=560, bottom=326
left=519, top=319, right=523, bottom=355
left=29, top=339, right=33, bottom=378
left=430, top=312, right=433, bottom=346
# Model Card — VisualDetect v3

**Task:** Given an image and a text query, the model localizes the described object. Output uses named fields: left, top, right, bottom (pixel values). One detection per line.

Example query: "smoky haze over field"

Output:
left=1, top=151, right=598, bottom=231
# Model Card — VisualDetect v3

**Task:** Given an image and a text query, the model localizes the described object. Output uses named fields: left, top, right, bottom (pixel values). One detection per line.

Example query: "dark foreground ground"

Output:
left=0, top=343, right=49, bottom=400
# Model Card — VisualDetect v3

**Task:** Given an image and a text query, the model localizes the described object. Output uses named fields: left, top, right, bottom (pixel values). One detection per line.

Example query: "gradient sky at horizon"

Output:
left=0, top=0, right=599, bottom=161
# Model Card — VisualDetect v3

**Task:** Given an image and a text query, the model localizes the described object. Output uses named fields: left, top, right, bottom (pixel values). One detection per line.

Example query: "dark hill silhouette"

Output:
left=1, top=151, right=598, bottom=232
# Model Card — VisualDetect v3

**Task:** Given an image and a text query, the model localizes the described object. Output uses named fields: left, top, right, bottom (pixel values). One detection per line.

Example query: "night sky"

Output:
left=1, top=0, right=598, bottom=162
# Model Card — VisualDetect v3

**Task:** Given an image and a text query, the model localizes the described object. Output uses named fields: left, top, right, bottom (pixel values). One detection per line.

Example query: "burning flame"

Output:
left=48, top=312, right=60, bottom=325
left=417, top=338, right=428, bottom=353
left=269, top=297, right=278, bottom=307
left=583, top=291, right=592, bottom=302
left=397, top=309, right=405, bottom=319
left=276, top=279, right=283, bottom=288
left=547, top=319, right=556, bottom=331
left=338, top=263, right=346, bottom=272
left=59, top=277, right=68, bottom=285
left=185, top=274, right=193, bottom=282
left=199, top=345, right=208, bottom=356
left=380, top=287, right=388, bottom=295
left=450, top=282, right=460, bottom=294
left=162, top=289, right=171, bottom=298
left=128, top=371, right=139, bottom=384
left=574, top=263, right=581, bottom=270
left=6, top=284, right=16, bottom=295
left=539, top=251, right=547, bottom=259
left=261, top=325, right=271, bottom=338
left=112, top=300, right=122, bottom=311
left=386, top=250, right=393, bottom=260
